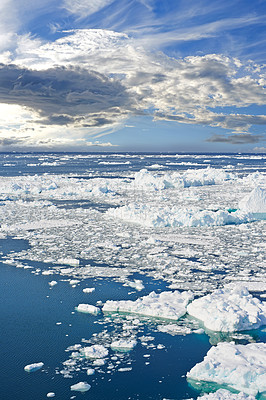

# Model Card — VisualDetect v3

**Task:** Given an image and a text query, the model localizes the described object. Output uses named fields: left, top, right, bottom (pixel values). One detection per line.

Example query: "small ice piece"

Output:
left=75, top=304, right=100, bottom=315
left=93, top=359, right=106, bottom=366
left=187, top=342, right=266, bottom=396
left=197, top=389, right=255, bottom=399
left=118, top=367, right=132, bottom=372
left=87, top=368, right=95, bottom=376
left=187, top=284, right=266, bottom=332
left=24, top=362, right=44, bottom=372
left=70, top=382, right=91, bottom=392
left=81, top=344, right=108, bottom=359
left=69, top=279, right=80, bottom=286
left=46, top=393, right=55, bottom=398
left=158, top=324, right=192, bottom=335
left=111, top=339, right=137, bottom=352
left=103, top=290, right=194, bottom=321
left=58, top=258, right=80, bottom=266
left=48, top=281, right=57, bottom=287
left=83, top=288, right=95, bottom=294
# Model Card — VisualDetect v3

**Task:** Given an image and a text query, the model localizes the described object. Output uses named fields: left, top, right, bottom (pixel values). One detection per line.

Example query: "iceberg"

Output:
left=187, top=342, right=266, bottom=396
left=75, top=303, right=100, bottom=315
left=103, top=290, right=194, bottom=320
left=46, top=393, right=55, bottom=398
left=239, top=187, right=266, bottom=218
left=70, top=382, right=91, bottom=392
left=187, top=285, right=266, bottom=332
left=196, top=389, right=255, bottom=399
left=24, top=362, right=44, bottom=372
left=80, top=344, right=108, bottom=359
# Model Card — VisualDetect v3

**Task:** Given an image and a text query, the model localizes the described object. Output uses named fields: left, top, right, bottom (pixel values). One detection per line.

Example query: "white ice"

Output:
left=110, top=339, right=137, bottom=351
left=46, top=393, right=55, bottom=398
left=70, top=382, right=91, bottom=392
left=187, top=284, right=266, bottom=332
left=103, top=290, right=194, bottom=320
left=83, top=287, right=95, bottom=293
left=24, top=362, right=44, bottom=372
left=80, top=344, right=108, bottom=359
left=187, top=342, right=266, bottom=396
left=239, top=187, right=266, bottom=214
left=76, top=304, right=100, bottom=315
left=196, top=389, right=255, bottom=399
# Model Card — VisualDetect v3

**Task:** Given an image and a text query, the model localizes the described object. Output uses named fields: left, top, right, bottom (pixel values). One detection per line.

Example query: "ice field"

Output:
left=0, top=152, right=265, bottom=400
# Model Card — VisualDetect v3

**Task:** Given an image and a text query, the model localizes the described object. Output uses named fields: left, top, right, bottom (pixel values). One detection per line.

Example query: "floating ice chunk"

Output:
left=118, top=367, right=132, bottom=372
left=239, top=187, right=266, bottom=215
left=81, top=344, right=108, bottom=359
left=69, top=279, right=80, bottom=286
left=48, top=280, right=57, bottom=287
left=197, top=389, right=255, bottom=399
left=70, top=382, right=91, bottom=392
left=103, top=290, right=194, bottom=320
left=111, top=339, right=137, bottom=352
left=157, top=324, right=192, bottom=335
left=58, top=258, right=80, bottom=266
left=187, top=342, right=266, bottom=396
left=75, top=304, right=100, bottom=315
left=124, top=279, right=144, bottom=291
left=24, top=362, right=44, bottom=372
left=46, top=393, right=55, bottom=398
left=187, top=285, right=266, bottom=332
left=87, top=368, right=95, bottom=375
left=83, top=287, right=95, bottom=294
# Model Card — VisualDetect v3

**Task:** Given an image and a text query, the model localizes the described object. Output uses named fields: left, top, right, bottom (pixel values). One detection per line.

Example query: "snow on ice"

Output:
left=187, top=285, right=266, bottom=332
left=187, top=342, right=266, bottom=396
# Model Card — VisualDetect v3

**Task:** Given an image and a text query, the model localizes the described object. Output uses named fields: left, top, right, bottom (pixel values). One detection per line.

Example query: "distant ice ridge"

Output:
left=134, top=168, right=235, bottom=190
left=24, top=362, right=44, bottom=372
left=187, top=285, right=266, bottom=332
left=187, top=342, right=266, bottom=396
left=106, top=204, right=251, bottom=227
left=196, top=389, right=255, bottom=399
left=239, top=187, right=266, bottom=216
left=103, top=290, right=194, bottom=320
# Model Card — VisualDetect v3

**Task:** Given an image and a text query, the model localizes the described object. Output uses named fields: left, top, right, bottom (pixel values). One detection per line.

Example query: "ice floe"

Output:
left=24, top=362, right=44, bottom=372
left=76, top=304, right=100, bottom=315
left=81, top=344, right=108, bottom=359
left=70, top=382, right=91, bottom=392
left=187, top=285, right=266, bottom=332
left=110, top=339, right=137, bottom=352
left=103, top=290, right=194, bottom=320
left=239, top=187, right=266, bottom=215
left=46, top=393, right=55, bottom=398
left=187, top=342, right=266, bottom=396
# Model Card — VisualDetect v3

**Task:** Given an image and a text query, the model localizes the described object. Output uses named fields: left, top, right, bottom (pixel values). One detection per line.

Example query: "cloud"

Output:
left=206, top=134, right=265, bottom=144
left=253, top=146, right=266, bottom=152
left=63, top=0, right=114, bottom=18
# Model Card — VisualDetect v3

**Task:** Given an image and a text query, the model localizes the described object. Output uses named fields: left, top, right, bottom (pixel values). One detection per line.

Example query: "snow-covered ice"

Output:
left=80, top=344, right=108, bottom=359
left=75, top=304, right=100, bottom=315
left=103, top=290, right=194, bottom=320
left=70, top=382, right=91, bottom=392
left=111, top=339, right=137, bottom=351
left=196, top=389, right=255, bottom=399
left=24, top=362, right=44, bottom=372
left=187, top=342, right=266, bottom=396
left=187, top=285, right=266, bottom=332
left=239, top=187, right=266, bottom=215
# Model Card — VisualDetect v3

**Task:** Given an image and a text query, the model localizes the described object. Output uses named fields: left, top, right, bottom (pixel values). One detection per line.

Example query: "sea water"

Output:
left=0, top=152, right=265, bottom=400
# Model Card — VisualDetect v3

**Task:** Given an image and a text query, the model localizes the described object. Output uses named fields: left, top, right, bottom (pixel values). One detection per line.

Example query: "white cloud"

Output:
left=63, top=0, right=114, bottom=18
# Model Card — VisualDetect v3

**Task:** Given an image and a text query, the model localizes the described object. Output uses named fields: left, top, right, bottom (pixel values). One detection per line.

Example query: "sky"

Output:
left=0, top=0, right=265, bottom=152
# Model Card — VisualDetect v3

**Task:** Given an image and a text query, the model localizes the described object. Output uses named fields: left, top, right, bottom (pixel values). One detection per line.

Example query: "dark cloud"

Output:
left=0, top=63, right=134, bottom=126
left=206, top=133, right=265, bottom=144
left=0, top=136, right=30, bottom=146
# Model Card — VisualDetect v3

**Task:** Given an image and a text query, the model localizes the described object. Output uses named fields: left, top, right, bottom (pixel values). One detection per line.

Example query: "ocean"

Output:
left=0, top=152, right=265, bottom=400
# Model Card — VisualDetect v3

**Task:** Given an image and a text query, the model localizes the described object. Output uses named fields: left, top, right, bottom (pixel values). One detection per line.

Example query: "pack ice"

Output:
left=187, top=342, right=266, bottom=396
left=103, top=290, right=194, bottom=320
left=187, top=285, right=266, bottom=332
